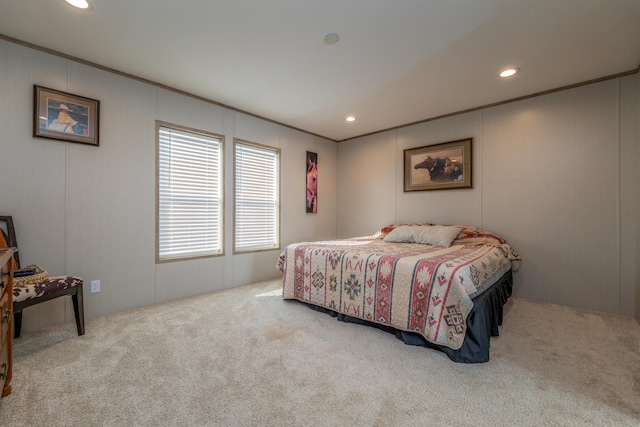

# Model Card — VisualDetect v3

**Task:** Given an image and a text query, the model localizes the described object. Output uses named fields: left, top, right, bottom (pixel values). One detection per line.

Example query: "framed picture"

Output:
left=33, top=85, right=100, bottom=146
left=404, top=138, right=472, bottom=192
left=306, top=151, right=318, bottom=213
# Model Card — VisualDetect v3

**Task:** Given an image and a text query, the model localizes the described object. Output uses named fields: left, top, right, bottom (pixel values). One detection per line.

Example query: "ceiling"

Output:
left=1, top=0, right=639, bottom=142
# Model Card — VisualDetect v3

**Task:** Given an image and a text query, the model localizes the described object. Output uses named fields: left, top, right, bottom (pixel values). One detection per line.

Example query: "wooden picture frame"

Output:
left=404, top=138, right=472, bottom=192
left=33, top=85, right=100, bottom=146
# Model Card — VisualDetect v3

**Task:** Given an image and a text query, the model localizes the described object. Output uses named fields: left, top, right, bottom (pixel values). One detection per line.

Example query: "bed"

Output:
left=277, top=223, right=520, bottom=363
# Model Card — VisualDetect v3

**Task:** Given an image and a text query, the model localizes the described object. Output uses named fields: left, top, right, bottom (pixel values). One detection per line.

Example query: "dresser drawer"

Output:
left=0, top=271, right=6, bottom=299
left=0, top=291, right=8, bottom=385
left=0, top=335, right=7, bottom=377
left=0, top=248, right=15, bottom=398
left=0, top=292, right=8, bottom=348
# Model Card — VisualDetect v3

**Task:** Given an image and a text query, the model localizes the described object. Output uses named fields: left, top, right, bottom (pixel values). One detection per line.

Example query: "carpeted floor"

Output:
left=0, top=279, right=639, bottom=426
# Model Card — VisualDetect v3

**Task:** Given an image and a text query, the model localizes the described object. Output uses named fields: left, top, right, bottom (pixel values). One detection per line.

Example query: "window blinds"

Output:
left=234, top=141, right=280, bottom=252
left=158, top=125, right=223, bottom=260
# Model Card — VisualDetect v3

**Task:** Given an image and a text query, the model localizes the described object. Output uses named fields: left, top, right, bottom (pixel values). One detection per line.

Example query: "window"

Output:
left=157, top=122, right=224, bottom=262
left=234, top=139, right=280, bottom=253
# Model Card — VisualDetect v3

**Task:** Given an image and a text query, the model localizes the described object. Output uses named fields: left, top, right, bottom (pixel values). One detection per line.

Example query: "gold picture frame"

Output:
left=33, top=85, right=100, bottom=146
left=404, top=138, right=472, bottom=192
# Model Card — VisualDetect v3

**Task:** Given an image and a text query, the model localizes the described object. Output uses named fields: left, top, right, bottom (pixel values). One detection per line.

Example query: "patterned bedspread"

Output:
left=277, top=238, right=515, bottom=350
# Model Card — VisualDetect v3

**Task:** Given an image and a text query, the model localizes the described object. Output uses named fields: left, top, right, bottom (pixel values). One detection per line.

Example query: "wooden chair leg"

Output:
left=72, top=285, right=85, bottom=336
left=13, top=310, right=23, bottom=339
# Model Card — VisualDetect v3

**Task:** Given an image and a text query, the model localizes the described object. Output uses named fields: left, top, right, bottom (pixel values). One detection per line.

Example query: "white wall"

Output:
left=0, top=39, right=338, bottom=331
left=1, top=37, right=637, bottom=326
left=637, top=69, right=640, bottom=324
left=338, top=76, right=638, bottom=317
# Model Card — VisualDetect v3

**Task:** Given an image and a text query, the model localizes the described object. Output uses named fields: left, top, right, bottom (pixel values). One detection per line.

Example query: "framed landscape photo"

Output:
left=33, top=85, right=100, bottom=146
left=404, top=138, right=472, bottom=192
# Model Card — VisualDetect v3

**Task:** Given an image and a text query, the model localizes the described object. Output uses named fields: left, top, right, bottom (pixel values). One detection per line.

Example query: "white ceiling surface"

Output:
left=1, top=1, right=639, bottom=141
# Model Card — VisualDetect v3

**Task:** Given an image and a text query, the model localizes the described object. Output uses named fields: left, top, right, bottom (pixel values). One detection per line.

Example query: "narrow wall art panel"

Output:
left=306, top=151, right=318, bottom=213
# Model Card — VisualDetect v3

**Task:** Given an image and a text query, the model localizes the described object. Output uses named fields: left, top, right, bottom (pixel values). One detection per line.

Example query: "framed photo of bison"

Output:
left=403, top=138, right=472, bottom=192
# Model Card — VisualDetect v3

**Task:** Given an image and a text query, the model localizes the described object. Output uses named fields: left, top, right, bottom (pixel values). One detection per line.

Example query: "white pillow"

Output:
left=412, top=225, right=461, bottom=247
left=382, top=225, right=416, bottom=243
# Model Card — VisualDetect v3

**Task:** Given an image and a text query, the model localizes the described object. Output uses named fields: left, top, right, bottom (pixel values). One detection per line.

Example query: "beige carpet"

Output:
left=0, top=279, right=639, bottom=426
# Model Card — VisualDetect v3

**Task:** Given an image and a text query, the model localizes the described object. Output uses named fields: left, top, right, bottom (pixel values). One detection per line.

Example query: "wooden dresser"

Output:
left=0, top=247, right=15, bottom=398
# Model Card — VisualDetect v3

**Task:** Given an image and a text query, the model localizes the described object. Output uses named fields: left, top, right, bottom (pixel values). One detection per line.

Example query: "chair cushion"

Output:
left=13, top=275, right=83, bottom=303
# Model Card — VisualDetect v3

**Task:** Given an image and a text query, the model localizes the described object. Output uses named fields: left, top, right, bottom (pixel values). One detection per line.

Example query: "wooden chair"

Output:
left=0, top=216, right=85, bottom=338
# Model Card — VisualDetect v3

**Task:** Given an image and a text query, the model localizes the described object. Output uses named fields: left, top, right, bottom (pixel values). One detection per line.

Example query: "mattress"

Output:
left=278, top=236, right=517, bottom=352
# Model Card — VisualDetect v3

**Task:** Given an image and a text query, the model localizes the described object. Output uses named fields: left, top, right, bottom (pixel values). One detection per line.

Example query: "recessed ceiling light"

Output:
left=65, top=0, right=90, bottom=9
left=345, top=116, right=356, bottom=122
left=499, top=68, right=519, bottom=78
left=324, top=33, right=340, bottom=45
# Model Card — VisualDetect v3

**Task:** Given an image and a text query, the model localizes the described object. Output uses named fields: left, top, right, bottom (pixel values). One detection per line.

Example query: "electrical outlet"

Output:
left=90, top=280, right=100, bottom=293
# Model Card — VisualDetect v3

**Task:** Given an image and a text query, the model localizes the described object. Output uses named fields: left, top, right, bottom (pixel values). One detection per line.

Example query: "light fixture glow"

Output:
left=345, top=116, right=356, bottom=122
left=499, top=68, right=519, bottom=78
left=65, top=0, right=90, bottom=9
left=324, top=33, right=339, bottom=45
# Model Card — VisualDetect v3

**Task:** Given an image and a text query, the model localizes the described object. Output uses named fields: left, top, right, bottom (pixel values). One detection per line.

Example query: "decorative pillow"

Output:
left=451, top=225, right=506, bottom=246
left=382, top=225, right=416, bottom=243
left=383, top=225, right=461, bottom=247
left=376, top=222, right=431, bottom=239
left=412, top=225, right=461, bottom=247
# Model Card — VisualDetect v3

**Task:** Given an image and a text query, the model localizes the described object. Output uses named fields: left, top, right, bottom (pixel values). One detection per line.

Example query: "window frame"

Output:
left=233, top=138, right=281, bottom=254
left=156, top=120, right=225, bottom=263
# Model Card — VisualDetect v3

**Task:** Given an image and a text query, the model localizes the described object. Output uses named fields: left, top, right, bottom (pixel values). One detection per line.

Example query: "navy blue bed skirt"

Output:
left=306, top=269, right=513, bottom=363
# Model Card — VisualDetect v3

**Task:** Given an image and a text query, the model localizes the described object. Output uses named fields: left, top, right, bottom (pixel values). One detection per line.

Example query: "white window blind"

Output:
left=157, top=124, right=223, bottom=261
left=234, top=140, right=280, bottom=252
